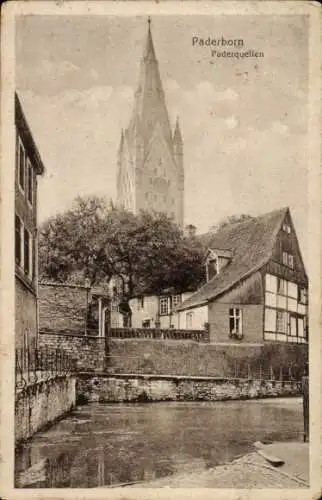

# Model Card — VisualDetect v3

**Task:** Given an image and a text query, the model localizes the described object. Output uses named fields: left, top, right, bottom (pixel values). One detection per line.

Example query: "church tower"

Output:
left=116, top=19, right=184, bottom=227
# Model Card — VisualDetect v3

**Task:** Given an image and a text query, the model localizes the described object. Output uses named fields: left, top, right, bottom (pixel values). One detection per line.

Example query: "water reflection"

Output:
left=15, top=398, right=303, bottom=488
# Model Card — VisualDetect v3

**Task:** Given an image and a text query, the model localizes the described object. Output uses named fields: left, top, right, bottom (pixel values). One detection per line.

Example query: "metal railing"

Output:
left=109, top=328, right=207, bottom=342
left=15, top=346, right=76, bottom=390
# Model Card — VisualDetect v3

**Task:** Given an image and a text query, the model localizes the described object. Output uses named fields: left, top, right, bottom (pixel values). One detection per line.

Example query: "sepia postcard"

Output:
left=0, top=1, right=321, bottom=499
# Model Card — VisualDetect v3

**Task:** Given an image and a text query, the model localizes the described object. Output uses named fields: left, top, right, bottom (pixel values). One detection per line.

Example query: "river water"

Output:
left=15, top=397, right=304, bottom=488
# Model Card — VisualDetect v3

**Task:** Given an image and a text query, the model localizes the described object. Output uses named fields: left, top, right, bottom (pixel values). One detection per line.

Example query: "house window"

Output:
left=186, top=311, right=194, bottom=329
left=282, top=251, right=294, bottom=269
left=299, top=288, right=308, bottom=305
left=229, top=308, right=242, bottom=335
left=159, top=297, right=169, bottom=315
left=18, top=141, right=25, bottom=190
left=27, top=158, right=33, bottom=205
left=24, top=228, right=30, bottom=275
left=15, top=215, right=22, bottom=265
left=298, top=317, right=305, bottom=337
left=276, top=311, right=287, bottom=333
left=172, top=295, right=181, bottom=309
left=288, top=281, right=298, bottom=299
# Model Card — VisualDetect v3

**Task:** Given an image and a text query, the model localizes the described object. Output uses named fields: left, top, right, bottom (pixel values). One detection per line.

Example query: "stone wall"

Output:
left=15, top=277, right=38, bottom=349
left=38, top=283, right=89, bottom=334
left=76, top=373, right=301, bottom=403
left=38, top=333, right=106, bottom=372
left=15, top=375, right=76, bottom=444
left=38, top=332, right=308, bottom=378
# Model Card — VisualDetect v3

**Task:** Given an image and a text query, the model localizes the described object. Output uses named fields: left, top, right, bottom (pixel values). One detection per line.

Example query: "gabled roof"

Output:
left=177, top=207, right=289, bottom=311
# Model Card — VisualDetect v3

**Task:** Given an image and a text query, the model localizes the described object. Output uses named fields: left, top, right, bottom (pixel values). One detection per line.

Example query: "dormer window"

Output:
left=206, top=248, right=232, bottom=281
left=207, top=258, right=218, bottom=281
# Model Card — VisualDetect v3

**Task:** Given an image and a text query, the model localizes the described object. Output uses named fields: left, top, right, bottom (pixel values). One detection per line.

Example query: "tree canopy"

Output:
left=39, top=196, right=206, bottom=299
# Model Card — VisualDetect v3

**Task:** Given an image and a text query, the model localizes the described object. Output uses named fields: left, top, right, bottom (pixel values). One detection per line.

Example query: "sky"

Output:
left=16, top=14, right=309, bottom=261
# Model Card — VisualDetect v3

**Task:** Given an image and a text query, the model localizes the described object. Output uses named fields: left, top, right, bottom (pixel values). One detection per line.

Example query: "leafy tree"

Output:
left=39, top=196, right=115, bottom=285
left=39, top=196, right=206, bottom=324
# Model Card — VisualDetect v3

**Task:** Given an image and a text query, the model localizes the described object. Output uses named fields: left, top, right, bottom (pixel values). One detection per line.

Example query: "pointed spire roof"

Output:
left=143, top=17, right=157, bottom=62
left=128, top=18, right=173, bottom=150
left=173, top=116, right=183, bottom=144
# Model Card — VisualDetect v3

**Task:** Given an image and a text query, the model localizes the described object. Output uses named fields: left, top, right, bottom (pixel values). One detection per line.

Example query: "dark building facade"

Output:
left=15, top=92, right=45, bottom=348
left=116, top=20, right=184, bottom=227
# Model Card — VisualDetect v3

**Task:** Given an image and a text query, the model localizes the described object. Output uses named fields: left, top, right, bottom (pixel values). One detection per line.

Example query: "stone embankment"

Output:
left=15, top=374, right=76, bottom=444
left=77, top=373, right=301, bottom=404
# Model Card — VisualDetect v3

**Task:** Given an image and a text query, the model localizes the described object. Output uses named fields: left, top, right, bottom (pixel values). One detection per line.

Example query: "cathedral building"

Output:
left=116, top=20, right=184, bottom=227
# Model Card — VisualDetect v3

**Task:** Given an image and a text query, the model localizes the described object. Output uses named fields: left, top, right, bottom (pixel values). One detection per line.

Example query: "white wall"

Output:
left=130, top=296, right=159, bottom=328
left=178, top=305, right=208, bottom=330
left=130, top=292, right=195, bottom=329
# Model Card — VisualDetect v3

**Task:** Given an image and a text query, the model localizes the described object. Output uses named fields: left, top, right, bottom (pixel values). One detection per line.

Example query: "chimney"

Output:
left=185, top=224, right=197, bottom=238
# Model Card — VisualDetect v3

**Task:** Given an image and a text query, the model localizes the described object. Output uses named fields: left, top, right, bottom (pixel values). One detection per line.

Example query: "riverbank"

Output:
left=127, top=441, right=309, bottom=488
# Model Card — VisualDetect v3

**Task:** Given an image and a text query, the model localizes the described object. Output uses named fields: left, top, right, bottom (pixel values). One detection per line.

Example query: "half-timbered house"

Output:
left=177, top=207, right=308, bottom=344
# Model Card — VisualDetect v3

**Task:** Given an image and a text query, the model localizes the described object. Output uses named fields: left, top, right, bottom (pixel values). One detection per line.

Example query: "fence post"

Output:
left=259, top=364, right=262, bottom=381
left=302, top=374, right=309, bottom=442
left=279, top=366, right=283, bottom=381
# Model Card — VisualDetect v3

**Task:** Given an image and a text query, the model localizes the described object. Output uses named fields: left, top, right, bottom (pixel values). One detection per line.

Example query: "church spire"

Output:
left=130, top=18, right=173, bottom=148
left=143, top=17, right=156, bottom=62
left=116, top=19, right=184, bottom=227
